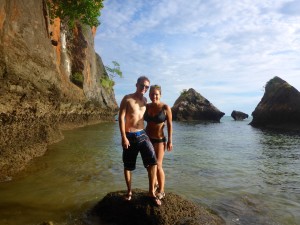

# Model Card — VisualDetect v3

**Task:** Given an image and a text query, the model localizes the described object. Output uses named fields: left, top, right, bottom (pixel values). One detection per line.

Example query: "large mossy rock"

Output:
left=88, top=189, right=225, bottom=225
left=172, top=88, right=225, bottom=122
left=250, top=76, right=300, bottom=130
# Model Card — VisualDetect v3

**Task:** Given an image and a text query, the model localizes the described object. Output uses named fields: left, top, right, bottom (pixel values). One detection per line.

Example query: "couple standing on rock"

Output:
left=118, top=76, right=173, bottom=206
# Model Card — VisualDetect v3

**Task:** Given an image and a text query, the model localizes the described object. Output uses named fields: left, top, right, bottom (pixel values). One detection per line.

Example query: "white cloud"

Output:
left=95, top=0, right=300, bottom=115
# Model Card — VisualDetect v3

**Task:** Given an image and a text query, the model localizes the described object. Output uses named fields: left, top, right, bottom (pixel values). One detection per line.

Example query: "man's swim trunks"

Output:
left=123, top=130, right=157, bottom=171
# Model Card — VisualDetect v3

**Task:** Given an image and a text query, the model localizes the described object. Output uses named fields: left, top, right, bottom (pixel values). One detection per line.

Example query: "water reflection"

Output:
left=0, top=122, right=124, bottom=225
left=257, top=130, right=300, bottom=188
left=1, top=120, right=300, bottom=225
left=254, top=129, right=300, bottom=224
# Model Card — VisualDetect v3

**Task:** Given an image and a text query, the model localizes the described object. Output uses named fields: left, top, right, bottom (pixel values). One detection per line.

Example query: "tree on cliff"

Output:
left=101, top=61, right=123, bottom=88
left=47, top=0, right=123, bottom=89
left=47, top=0, right=104, bottom=27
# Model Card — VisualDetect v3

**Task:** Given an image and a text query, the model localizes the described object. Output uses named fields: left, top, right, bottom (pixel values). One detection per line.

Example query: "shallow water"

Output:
left=0, top=117, right=299, bottom=225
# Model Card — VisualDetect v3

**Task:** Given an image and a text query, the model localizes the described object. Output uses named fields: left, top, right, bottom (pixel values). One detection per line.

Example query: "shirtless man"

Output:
left=118, top=76, right=161, bottom=206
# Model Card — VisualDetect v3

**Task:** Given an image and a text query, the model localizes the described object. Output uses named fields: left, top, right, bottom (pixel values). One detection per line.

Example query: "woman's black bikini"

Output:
left=144, top=107, right=166, bottom=123
left=144, top=106, right=167, bottom=143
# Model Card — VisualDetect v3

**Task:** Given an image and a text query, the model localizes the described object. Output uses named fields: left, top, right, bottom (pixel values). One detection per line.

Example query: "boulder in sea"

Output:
left=250, top=76, right=300, bottom=130
left=231, top=110, right=249, bottom=121
left=87, top=189, right=225, bottom=225
left=172, top=88, right=225, bottom=122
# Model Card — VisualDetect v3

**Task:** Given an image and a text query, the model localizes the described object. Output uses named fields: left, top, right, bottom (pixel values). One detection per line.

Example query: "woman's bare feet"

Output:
left=157, top=192, right=165, bottom=200
left=124, top=191, right=132, bottom=201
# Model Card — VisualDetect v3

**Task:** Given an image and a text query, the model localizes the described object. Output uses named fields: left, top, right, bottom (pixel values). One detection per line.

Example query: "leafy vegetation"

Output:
left=47, top=0, right=104, bottom=27
left=180, top=89, right=188, bottom=97
left=71, top=72, right=84, bottom=88
left=101, top=61, right=123, bottom=88
left=47, top=1, right=124, bottom=89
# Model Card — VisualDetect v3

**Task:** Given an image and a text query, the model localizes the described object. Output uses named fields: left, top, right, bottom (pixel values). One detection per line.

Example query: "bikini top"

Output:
left=144, top=106, right=167, bottom=124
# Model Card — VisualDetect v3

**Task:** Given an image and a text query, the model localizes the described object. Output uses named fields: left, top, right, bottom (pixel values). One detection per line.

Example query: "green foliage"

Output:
left=101, top=61, right=123, bottom=89
left=180, top=89, right=188, bottom=97
left=47, top=0, right=104, bottom=28
left=105, top=61, right=123, bottom=79
left=100, top=77, right=115, bottom=89
left=71, top=72, right=84, bottom=88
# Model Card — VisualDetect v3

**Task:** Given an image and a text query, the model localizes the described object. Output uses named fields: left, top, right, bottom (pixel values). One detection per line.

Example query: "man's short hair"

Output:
left=137, top=76, right=150, bottom=84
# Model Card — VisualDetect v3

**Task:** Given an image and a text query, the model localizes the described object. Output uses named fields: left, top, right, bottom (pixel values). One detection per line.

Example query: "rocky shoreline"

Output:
left=86, top=189, right=225, bottom=225
left=0, top=0, right=118, bottom=181
left=38, top=189, right=225, bottom=225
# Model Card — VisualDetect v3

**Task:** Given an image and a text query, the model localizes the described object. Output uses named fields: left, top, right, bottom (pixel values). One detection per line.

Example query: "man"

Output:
left=118, top=76, right=161, bottom=206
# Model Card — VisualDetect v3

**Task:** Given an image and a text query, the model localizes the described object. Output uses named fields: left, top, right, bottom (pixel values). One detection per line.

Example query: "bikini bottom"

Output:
left=150, top=137, right=167, bottom=144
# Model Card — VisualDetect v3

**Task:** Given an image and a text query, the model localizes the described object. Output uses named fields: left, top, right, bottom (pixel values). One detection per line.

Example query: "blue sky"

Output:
left=95, top=0, right=300, bottom=115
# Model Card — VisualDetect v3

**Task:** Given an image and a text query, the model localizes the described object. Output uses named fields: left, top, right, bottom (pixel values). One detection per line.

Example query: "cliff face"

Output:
left=0, top=0, right=118, bottom=181
left=250, top=76, right=300, bottom=130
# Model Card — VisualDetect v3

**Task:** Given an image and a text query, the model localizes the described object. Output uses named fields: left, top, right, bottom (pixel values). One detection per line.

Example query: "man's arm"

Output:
left=119, top=96, right=130, bottom=149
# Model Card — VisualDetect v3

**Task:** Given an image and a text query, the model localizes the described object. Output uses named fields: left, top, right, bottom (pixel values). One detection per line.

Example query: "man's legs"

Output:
left=139, top=135, right=161, bottom=205
left=124, top=169, right=132, bottom=200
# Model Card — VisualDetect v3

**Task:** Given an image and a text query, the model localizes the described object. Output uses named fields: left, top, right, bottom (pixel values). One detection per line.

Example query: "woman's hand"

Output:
left=167, top=141, right=173, bottom=151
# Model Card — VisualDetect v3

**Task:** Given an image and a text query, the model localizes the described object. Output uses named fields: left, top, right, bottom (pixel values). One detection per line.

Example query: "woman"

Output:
left=144, top=85, right=173, bottom=200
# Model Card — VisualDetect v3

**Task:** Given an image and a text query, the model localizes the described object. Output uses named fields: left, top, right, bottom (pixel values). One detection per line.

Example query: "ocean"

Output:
left=0, top=116, right=299, bottom=225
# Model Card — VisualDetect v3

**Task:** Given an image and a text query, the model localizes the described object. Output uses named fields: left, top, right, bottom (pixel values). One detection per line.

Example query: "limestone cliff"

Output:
left=0, top=0, right=118, bottom=181
left=250, top=76, right=300, bottom=130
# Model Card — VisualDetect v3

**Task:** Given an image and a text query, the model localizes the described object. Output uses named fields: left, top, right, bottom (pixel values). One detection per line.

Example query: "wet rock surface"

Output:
left=87, top=189, right=225, bottom=225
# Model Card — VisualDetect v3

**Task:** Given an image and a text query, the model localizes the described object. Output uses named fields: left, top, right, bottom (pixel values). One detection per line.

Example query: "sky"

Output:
left=95, top=0, right=300, bottom=116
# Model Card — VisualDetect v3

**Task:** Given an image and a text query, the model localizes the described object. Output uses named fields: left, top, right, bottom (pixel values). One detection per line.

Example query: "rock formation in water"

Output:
left=87, top=189, right=225, bottom=225
left=172, top=88, right=225, bottom=122
left=0, top=1, right=118, bottom=181
left=231, top=110, right=249, bottom=121
left=250, top=76, right=300, bottom=130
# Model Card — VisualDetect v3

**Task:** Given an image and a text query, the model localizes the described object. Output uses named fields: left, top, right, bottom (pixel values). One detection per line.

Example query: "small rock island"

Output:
left=172, top=88, right=225, bottom=122
left=250, top=76, right=300, bottom=130
left=231, top=110, right=249, bottom=121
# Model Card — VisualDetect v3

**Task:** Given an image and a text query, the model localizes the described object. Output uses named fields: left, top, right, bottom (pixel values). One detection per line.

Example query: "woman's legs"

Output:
left=154, top=142, right=165, bottom=194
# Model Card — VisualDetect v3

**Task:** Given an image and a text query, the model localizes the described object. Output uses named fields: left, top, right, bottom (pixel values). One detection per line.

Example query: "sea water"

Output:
left=0, top=117, right=299, bottom=225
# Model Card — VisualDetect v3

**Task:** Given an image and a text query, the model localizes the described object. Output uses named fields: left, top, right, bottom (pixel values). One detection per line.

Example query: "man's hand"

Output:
left=122, top=137, right=130, bottom=149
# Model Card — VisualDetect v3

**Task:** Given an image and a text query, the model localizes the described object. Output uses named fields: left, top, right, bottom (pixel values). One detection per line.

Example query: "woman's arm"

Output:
left=165, top=104, right=173, bottom=151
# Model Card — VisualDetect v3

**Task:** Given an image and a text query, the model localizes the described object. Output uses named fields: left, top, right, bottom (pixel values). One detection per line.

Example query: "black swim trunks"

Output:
left=123, top=130, right=157, bottom=171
